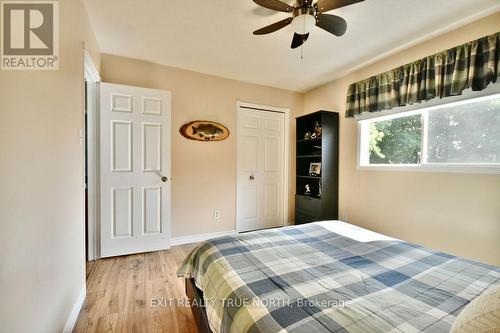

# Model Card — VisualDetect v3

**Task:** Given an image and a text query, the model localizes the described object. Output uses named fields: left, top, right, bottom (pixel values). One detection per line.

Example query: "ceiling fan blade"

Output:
left=253, top=17, right=293, bottom=35
left=315, top=0, right=364, bottom=13
left=253, top=0, right=294, bottom=13
left=298, top=0, right=313, bottom=6
left=316, top=14, right=347, bottom=36
left=291, top=33, right=309, bottom=49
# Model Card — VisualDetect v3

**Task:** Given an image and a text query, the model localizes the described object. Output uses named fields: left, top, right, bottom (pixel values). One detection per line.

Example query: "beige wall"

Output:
left=1, top=6, right=497, bottom=333
left=303, top=12, right=500, bottom=266
left=100, top=54, right=303, bottom=238
left=0, top=0, right=100, bottom=332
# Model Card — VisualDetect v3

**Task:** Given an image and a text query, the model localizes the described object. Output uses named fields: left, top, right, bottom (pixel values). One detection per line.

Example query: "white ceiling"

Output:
left=83, top=0, right=500, bottom=92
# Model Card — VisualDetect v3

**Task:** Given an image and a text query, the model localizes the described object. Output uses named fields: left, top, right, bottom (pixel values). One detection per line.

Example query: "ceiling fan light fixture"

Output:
left=252, top=0, right=364, bottom=49
left=291, top=13, right=316, bottom=35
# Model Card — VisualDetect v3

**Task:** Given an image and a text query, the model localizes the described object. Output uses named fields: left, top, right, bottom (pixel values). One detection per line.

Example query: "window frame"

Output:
left=357, top=84, right=500, bottom=174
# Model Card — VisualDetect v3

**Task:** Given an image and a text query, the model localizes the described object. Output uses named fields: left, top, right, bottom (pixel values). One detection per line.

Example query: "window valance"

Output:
left=345, top=32, right=500, bottom=118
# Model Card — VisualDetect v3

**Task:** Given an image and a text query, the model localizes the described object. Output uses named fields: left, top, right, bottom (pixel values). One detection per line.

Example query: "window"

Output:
left=359, top=93, right=500, bottom=172
left=368, top=114, right=422, bottom=165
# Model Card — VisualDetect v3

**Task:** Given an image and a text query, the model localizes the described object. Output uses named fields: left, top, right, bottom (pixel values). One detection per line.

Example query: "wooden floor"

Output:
left=74, top=244, right=198, bottom=333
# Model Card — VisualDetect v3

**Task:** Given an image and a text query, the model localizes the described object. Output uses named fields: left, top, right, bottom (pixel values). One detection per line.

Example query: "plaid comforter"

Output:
left=177, top=221, right=500, bottom=333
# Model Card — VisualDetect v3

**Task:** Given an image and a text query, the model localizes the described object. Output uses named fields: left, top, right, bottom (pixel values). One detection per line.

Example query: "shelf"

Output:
left=295, top=111, right=339, bottom=224
left=297, top=154, right=322, bottom=158
left=297, top=137, right=321, bottom=143
left=296, top=194, right=321, bottom=200
left=297, top=175, right=321, bottom=179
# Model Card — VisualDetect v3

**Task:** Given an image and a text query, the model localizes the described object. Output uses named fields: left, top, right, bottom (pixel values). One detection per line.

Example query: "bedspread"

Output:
left=177, top=221, right=499, bottom=333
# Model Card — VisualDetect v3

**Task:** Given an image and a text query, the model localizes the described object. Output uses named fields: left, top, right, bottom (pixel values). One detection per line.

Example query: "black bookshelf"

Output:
left=295, top=111, right=339, bottom=224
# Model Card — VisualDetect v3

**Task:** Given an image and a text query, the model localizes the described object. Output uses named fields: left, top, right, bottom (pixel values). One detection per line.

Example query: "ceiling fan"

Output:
left=252, top=0, right=364, bottom=49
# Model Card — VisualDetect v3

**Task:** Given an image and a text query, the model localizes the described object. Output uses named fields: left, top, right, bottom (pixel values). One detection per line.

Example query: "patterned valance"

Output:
left=345, top=32, right=500, bottom=118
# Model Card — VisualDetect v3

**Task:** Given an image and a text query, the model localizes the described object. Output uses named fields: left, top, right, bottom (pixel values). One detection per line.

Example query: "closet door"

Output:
left=237, top=106, right=285, bottom=232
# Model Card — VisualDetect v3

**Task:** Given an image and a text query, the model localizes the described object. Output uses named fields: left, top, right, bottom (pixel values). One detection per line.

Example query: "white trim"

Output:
left=236, top=101, right=291, bottom=232
left=357, top=164, right=500, bottom=175
left=237, top=101, right=291, bottom=114
left=62, top=286, right=86, bottom=333
left=171, top=230, right=237, bottom=246
left=83, top=50, right=101, bottom=82
left=421, top=109, right=429, bottom=165
left=84, top=51, right=101, bottom=260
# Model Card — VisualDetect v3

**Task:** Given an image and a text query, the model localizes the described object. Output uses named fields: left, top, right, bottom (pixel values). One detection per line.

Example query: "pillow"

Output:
left=450, top=285, right=500, bottom=333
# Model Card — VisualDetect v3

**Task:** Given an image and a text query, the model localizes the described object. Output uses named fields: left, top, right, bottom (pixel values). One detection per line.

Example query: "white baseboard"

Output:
left=171, top=230, right=237, bottom=246
left=63, top=285, right=86, bottom=333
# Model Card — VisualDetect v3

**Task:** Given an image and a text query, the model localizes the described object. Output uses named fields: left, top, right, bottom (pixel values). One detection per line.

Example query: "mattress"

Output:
left=177, top=221, right=500, bottom=333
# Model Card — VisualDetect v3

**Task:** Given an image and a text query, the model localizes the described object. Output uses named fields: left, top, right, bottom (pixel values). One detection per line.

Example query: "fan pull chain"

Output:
left=301, top=17, right=305, bottom=60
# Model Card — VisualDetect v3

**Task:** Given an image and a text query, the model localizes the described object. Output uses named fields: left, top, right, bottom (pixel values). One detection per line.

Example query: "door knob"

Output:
left=161, top=176, right=168, bottom=182
left=249, top=175, right=255, bottom=181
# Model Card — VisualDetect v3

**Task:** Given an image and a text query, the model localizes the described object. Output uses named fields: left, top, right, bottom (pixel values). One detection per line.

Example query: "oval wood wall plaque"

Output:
left=179, top=121, right=230, bottom=142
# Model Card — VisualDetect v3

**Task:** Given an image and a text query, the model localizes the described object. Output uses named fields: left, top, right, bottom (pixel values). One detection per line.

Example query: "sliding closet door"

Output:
left=100, top=83, right=171, bottom=258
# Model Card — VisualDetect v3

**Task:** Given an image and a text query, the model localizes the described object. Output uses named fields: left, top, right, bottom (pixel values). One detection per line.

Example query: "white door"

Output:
left=100, top=83, right=171, bottom=258
left=237, top=106, right=286, bottom=232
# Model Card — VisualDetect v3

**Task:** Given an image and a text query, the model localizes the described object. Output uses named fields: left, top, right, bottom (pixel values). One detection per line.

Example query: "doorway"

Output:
left=236, top=102, right=290, bottom=232
left=83, top=51, right=101, bottom=264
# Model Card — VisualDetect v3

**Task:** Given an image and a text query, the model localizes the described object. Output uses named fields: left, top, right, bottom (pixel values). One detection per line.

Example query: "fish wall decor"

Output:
left=179, top=121, right=230, bottom=142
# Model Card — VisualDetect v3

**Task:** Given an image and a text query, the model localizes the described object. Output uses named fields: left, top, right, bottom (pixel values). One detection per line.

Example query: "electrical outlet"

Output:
left=213, top=210, right=221, bottom=220
left=78, top=128, right=84, bottom=145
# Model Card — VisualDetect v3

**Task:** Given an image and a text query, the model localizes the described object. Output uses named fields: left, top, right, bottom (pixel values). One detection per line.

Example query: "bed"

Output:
left=177, top=221, right=500, bottom=333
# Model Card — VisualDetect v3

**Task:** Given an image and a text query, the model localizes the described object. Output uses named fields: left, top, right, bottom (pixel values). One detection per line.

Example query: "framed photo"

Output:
left=309, top=162, right=321, bottom=176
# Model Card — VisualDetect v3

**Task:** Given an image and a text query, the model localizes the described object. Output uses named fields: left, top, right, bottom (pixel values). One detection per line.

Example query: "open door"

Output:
left=100, top=83, right=171, bottom=258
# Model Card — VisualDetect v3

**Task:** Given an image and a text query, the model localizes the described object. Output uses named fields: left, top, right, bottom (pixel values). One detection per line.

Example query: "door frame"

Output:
left=236, top=101, right=290, bottom=233
left=84, top=50, right=101, bottom=260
